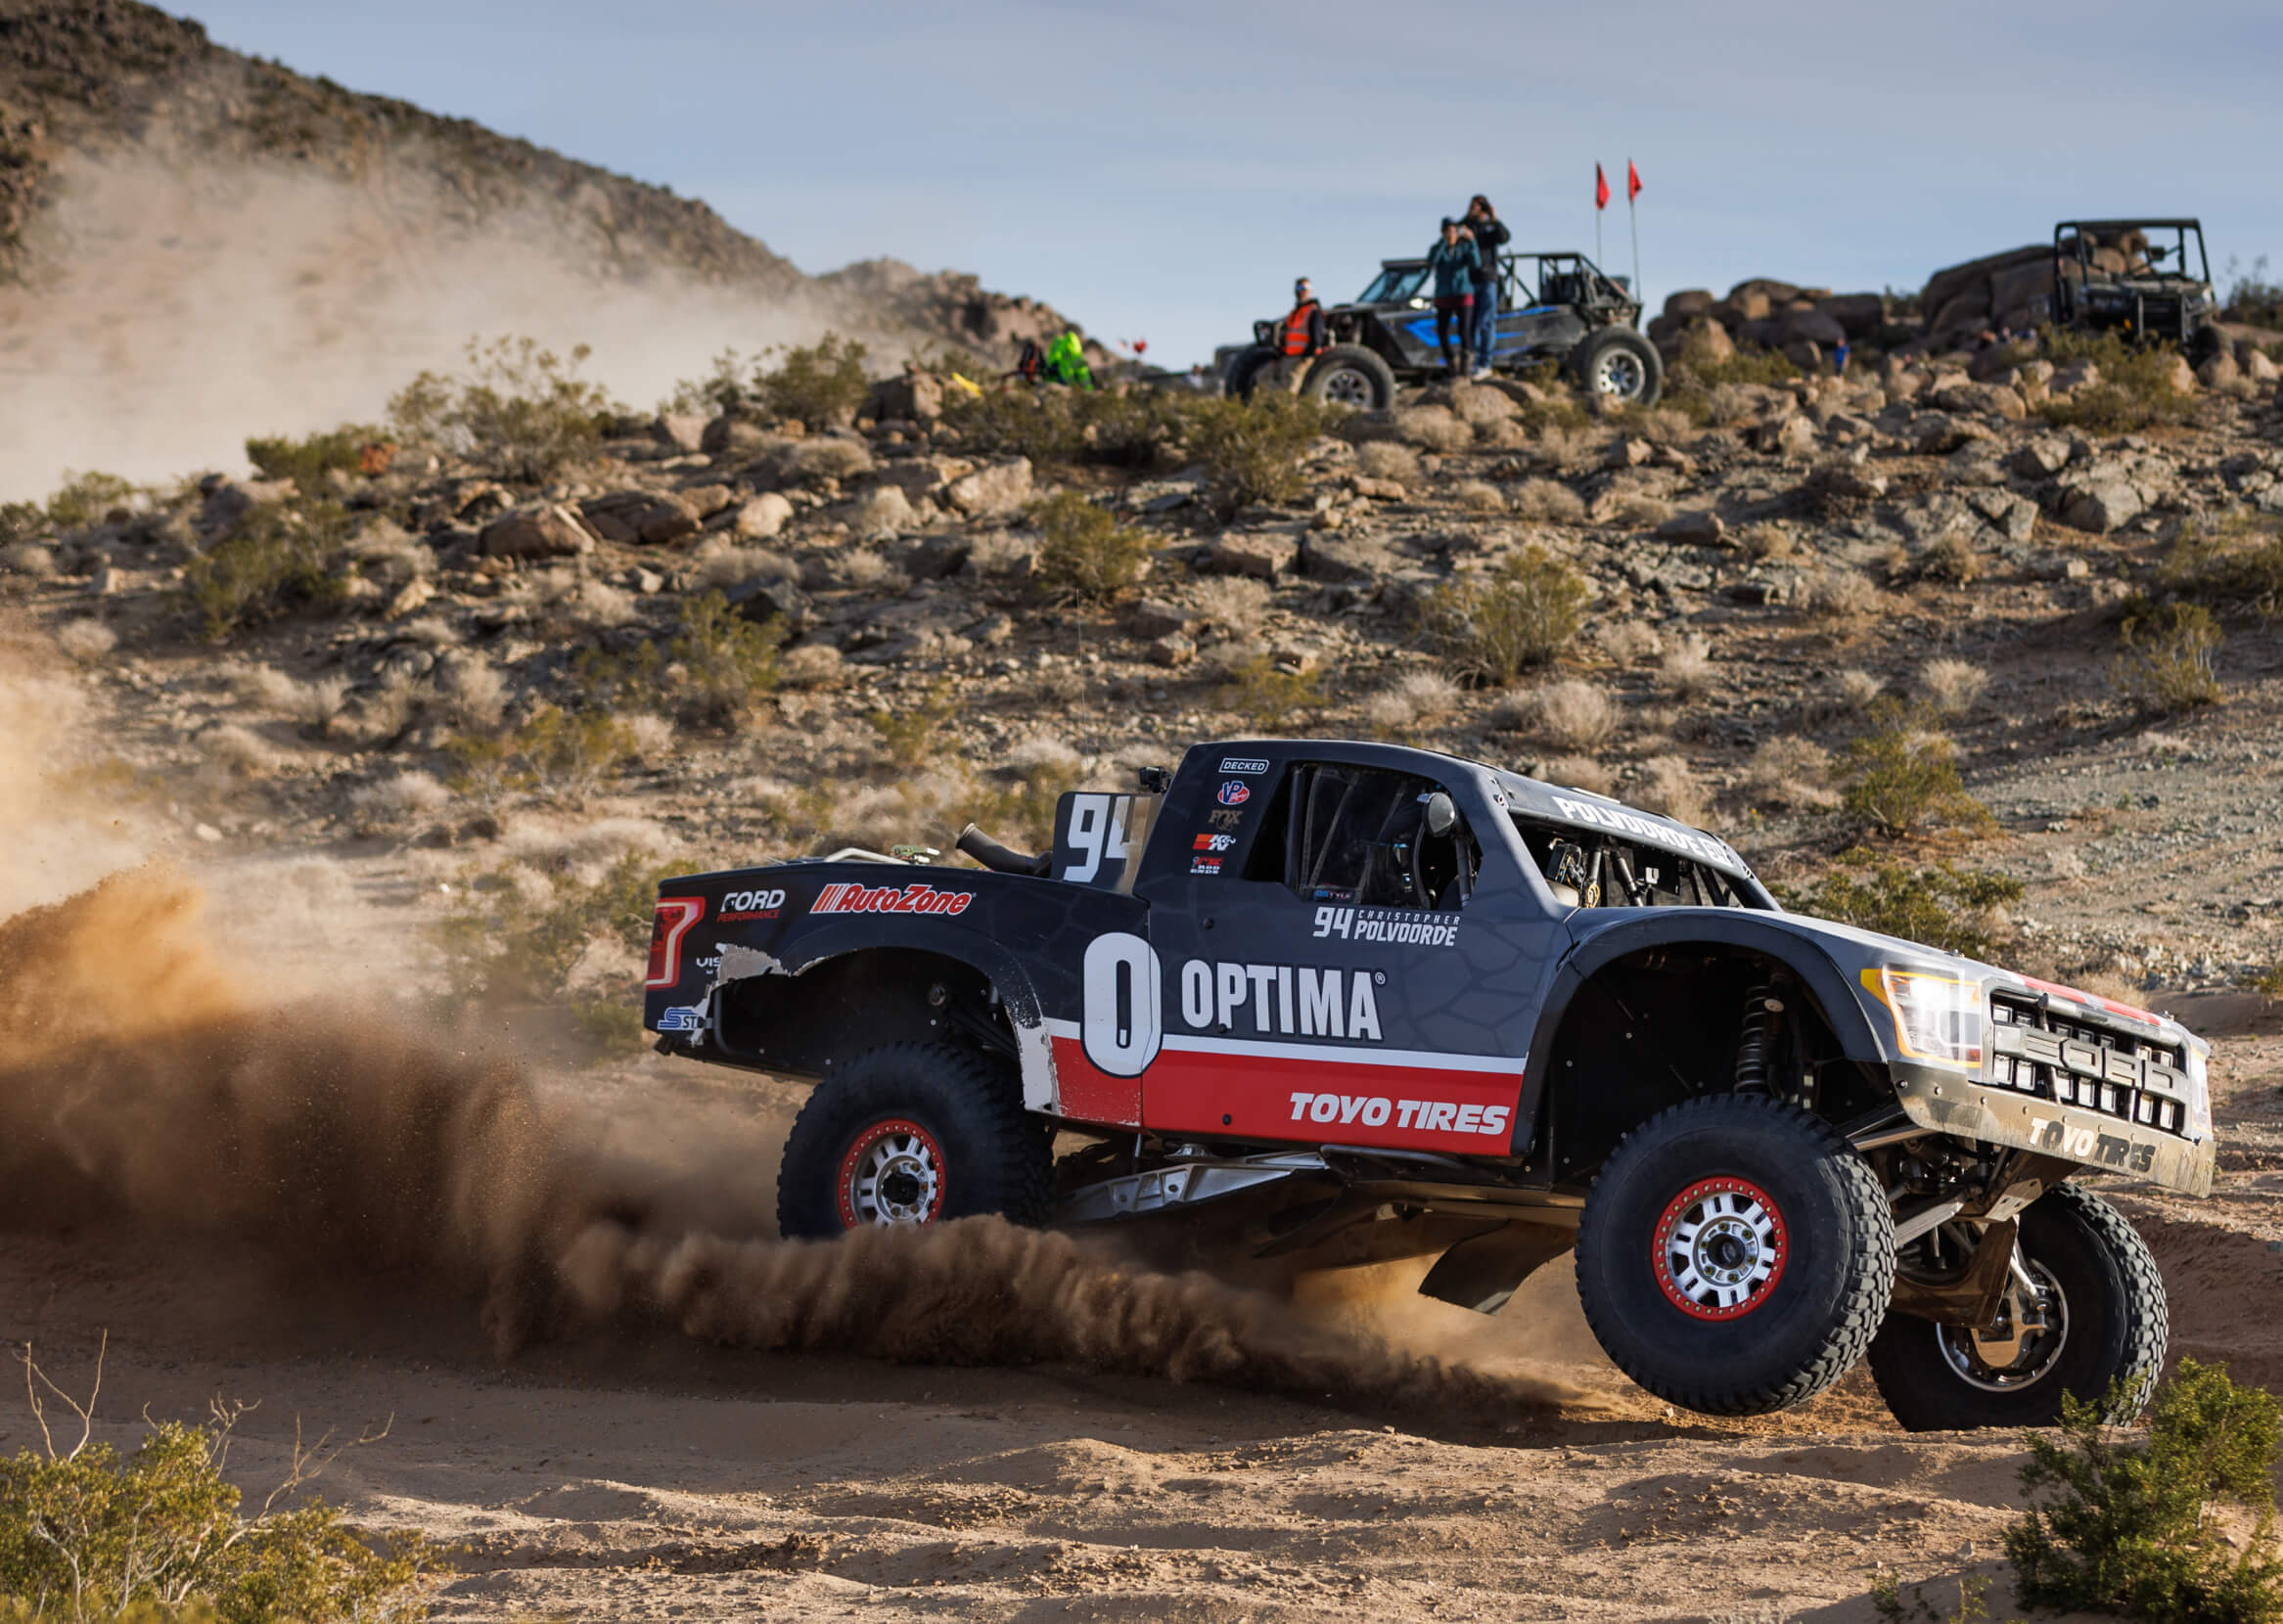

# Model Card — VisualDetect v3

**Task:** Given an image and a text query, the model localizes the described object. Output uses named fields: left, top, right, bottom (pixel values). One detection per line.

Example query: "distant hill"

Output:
left=0, top=0, right=1094, bottom=496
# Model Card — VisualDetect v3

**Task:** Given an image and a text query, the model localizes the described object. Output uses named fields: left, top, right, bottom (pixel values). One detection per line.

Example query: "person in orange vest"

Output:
left=1280, top=278, right=1328, bottom=361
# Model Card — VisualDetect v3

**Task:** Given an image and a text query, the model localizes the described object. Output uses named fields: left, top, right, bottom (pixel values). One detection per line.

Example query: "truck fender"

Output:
left=1517, top=914, right=1889, bottom=1140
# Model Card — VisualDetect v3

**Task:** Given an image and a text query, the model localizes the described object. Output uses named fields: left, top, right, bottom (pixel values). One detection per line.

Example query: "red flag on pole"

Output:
left=1594, top=163, right=1611, bottom=210
left=1627, top=159, right=1642, bottom=202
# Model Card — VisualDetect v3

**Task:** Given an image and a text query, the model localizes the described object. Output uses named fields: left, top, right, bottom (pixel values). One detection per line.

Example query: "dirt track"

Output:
left=5, top=1020, right=2279, bottom=1624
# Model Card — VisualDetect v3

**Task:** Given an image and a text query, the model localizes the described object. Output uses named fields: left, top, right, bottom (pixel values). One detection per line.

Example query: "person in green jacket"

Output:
left=1426, top=218, right=1477, bottom=377
left=1044, top=331, right=1094, bottom=390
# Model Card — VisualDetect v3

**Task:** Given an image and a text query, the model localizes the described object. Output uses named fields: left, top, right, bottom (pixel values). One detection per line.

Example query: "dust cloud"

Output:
left=0, top=664, right=1589, bottom=1420
left=0, top=138, right=859, bottom=501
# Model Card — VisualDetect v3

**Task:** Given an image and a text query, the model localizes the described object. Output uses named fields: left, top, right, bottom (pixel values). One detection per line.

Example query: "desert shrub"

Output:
left=387, top=336, right=616, bottom=481
left=1523, top=678, right=1616, bottom=751
left=39, top=471, right=138, bottom=532
left=1355, top=441, right=1421, bottom=483
left=180, top=502, right=352, bottom=641
left=2037, top=327, right=2193, bottom=433
left=2158, top=511, right=2283, bottom=621
left=245, top=426, right=387, bottom=493
left=1744, top=736, right=1839, bottom=810
left=1452, top=479, right=1506, bottom=514
left=2006, top=1360, right=2283, bottom=1623
left=1531, top=755, right=1615, bottom=795
left=866, top=681, right=960, bottom=771
left=1030, top=491, right=1152, bottom=603
left=1187, top=393, right=1336, bottom=514
left=1784, top=852, right=2021, bottom=958
left=435, top=848, right=662, bottom=1032
left=574, top=591, right=780, bottom=729
left=1389, top=405, right=1472, bottom=453
left=2226, top=254, right=2283, bottom=329
left=659, top=346, right=755, bottom=418
left=1739, top=521, right=1796, bottom=562
left=940, top=386, right=1089, bottom=465
left=1919, top=657, right=1988, bottom=718
left=2114, top=599, right=2224, bottom=711
left=1632, top=755, right=1712, bottom=828
left=1425, top=545, right=1588, bottom=685
left=1599, top=619, right=1662, bottom=665
left=53, top=619, right=115, bottom=662
left=1607, top=491, right=1675, bottom=528
left=1841, top=700, right=1994, bottom=836
left=0, top=501, right=43, bottom=548
left=1803, top=566, right=1882, bottom=622
left=0, top=1354, right=437, bottom=1623
left=1679, top=341, right=1799, bottom=389
left=1659, top=635, right=1715, bottom=699
left=2251, top=964, right=2283, bottom=1001
left=1914, top=531, right=1982, bottom=584
left=1362, top=671, right=1461, bottom=738
left=1509, top=477, right=1587, bottom=525
left=1215, top=655, right=1325, bottom=730
left=444, top=705, right=636, bottom=801
left=755, top=333, right=870, bottom=429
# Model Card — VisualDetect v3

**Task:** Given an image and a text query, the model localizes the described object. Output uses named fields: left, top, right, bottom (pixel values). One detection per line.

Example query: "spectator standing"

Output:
left=1463, top=195, right=1510, bottom=379
left=1426, top=218, right=1477, bottom=378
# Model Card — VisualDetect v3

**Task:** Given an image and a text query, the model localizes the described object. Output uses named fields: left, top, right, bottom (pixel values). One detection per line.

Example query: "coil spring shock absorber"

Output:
left=1734, top=983, right=1777, bottom=1094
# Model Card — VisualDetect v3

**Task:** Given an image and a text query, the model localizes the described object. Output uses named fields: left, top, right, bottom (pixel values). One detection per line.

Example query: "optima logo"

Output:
left=1178, top=960, right=1382, bottom=1041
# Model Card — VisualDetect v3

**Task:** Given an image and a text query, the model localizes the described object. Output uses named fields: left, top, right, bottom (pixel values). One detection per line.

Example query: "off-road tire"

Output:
left=1301, top=344, right=1397, bottom=410
left=1867, top=1183, right=2168, bottom=1432
left=2187, top=323, right=2227, bottom=368
left=1571, top=327, right=1665, bottom=407
left=776, top=1042, right=1051, bottom=1240
left=1575, top=1094, right=1895, bottom=1417
left=1225, top=344, right=1282, bottom=400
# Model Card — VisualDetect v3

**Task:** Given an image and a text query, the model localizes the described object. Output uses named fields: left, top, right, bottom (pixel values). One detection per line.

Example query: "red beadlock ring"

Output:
left=836, top=1117, right=947, bottom=1230
left=1652, top=1175, right=1788, bottom=1321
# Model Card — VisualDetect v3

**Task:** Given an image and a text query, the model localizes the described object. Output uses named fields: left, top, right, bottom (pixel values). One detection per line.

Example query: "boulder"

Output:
left=1728, top=278, right=1802, bottom=307
left=1774, top=307, right=1848, bottom=349
left=652, top=414, right=708, bottom=453
left=581, top=489, right=701, bottom=545
left=1815, top=293, right=1887, bottom=338
left=2248, top=349, right=2282, bottom=383
left=2160, top=354, right=2197, bottom=394
left=1935, top=382, right=2027, bottom=421
left=1677, top=315, right=1734, bottom=364
left=863, top=372, right=946, bottom=425
left=479, top=504, right=594, bottom=560
left=2009, top=435, right=2074, bottom=478
left=2060, top=477, right=2145, bottom=533
left=2197, top=352, right=2242, bottom=391
left=2048, top=358, right=2102, bottom=397
left=1126, top=598, right=1191, bottom=639
left=1806, top=463, right=1889, bottom=503
left=1968, top=488, right=2039, bottom=542
left=846, top=483, right=917, bottom=535
left=724, top=575, right=811, bottom=633
left=734, top=493, right=795, bottom=539
left=1653, top=511, right=1725, bottom=546
left=892, top=533, right=973, bottom=580
left=1929, top=290, right=1992, bottom=338
left=1719, top=290, right=1772, bottom=325
left=680, top=483, right=739, bottom=519
left=1297, top=533, right=1393, bottom=584
left=944, top=457, right=1034, bottom=517
left=1987, top=261, right=2056, bottom=330
left=1663, top=288, right=1716, bottom=320
left=1205, top=529, right=1295, bottom=580
left=1918, top=243, right=2046, bottom=329
left=1781, top=339, right=1825, bottom=373
left=701, top=415, right=775, bottom=458
left=1148, top=631, right=1196, bottom=668
left=1603, top=437, right=1654, bottom=470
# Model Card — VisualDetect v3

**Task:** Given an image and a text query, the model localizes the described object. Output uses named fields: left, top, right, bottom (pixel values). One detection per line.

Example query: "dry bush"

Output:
left=2157, top=510, right=2283, bottom=621
left=1921, top=656, right=1989, bottom=717
left=1391, top=405, right=1473, bottom=452
left=1535, top=423, right=1598, bottom=472
left=1633, top=754, right=1712, bottom=827
left=1473, top=418, right=1532, bottom=451
left=1837, top=668, right=1885, bottom=710
left=847, top=483, right=916, bottom=535
left=623, top=713, right=677, bottom=760
left=1453, top=479, right=1507, bottom=514
left=1745, top=737, right=1839, bottom=810
left=1426, top=545, right=1589, bottom=684
left=387, top=335, right=614, bottom=481
left=197, top=722, right=279, bottom=777
left=1843, top=701, right=1994, bottom=835
left=181, top=500, right=352, bottom=641
left=434, top=654, right=508, bottom=730
left=1740, top=521, right=1797, bottom=562
left=1509, top=478, right=1587, bottom=524
left=1600, top=619, right=1664, bottom=665
left=1610, top=491, right=1676, bottom=527
left=1363, top=671, right=1463, bottom=737
left=1188, top=574, right=1271, bottom=637
left=1, top=541, right=58, bottom=576
left=236, top=666, right=348, bottom=726
left=1913, top=531, right=1982, bottom=585
left=777, top=642, right=846, bottom=689
left=1524, top=678, right=1617, bottom=751
left=1447, top=383, right=1519, bottom=426
left=349, top=769, right=453, bottom=823
left=1007, top=735, right=1083, bottom=778
left=54, top=618, right=116, bottom=661
left=696, top=539, right=798, bottom=590
left=753, top=332, right=871, bottom=429
left=1355, top=441, right=1421, bottom=482
left=1189, top=393, right=1337, bottom=513
left=1803, top=566, right=1882, bottom=621
left=1659, top=635, right=1715, bottom=699
left=570, top=578, right=638, bottom=629
left=1031, top=490, right=1153, bottom=602
left=829, top=547, right=900, bottom=591
left=2114, top=600, right=2224, bottom=712
left=1532, top=755, right=1616, bottom=795
left=770, top=436, right=876, bottom=488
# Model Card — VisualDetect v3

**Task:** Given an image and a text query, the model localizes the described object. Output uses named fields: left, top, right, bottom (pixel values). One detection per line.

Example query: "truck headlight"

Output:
left=2184, top=1044, right=2213, bottom=1137
left=1866, top=968, right=1986, bottom=1068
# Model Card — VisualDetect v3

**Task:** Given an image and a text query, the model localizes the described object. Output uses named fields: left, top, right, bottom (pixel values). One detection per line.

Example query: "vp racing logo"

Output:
left=1216, top=780, right=1251, bottom=806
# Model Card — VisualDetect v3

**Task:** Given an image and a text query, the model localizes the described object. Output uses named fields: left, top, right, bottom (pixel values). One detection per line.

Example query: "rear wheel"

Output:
left=1867, top=1183, right=2168, bottom=1431
left=1575, top=1094, right=1894, bottom=1416
left=1300, top=344, right=1397, bottom=410
left=1572, top=327, right=1665, bottom=407
left=776, top=1042, right=1051, bottom=1240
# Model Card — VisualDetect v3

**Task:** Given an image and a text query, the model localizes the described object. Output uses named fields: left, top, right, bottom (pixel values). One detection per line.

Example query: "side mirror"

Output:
left=1424, top=791, right=1457, bottom=839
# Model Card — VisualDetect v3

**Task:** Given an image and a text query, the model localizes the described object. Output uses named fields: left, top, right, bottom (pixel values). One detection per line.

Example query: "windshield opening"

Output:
left=1512, top=816, right=1755, bottom=910
left=1356, top=263, right=1429, bottom=303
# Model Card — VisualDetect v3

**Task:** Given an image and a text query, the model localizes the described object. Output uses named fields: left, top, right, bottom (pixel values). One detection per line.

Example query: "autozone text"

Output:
left=1313, top=906, right=1456, bottom=947
left=1287, top=1091, right=1511, bottom=1136
left=811, top=881, right=974, bottom=916
left=719, top=887, right=788, bottom=921
left=1179, top=960, right=1382, bottom=1041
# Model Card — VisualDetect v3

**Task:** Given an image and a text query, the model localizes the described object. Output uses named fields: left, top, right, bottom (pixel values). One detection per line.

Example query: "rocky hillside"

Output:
left=0, top=0, right=1098, bottom=497
left=4, top=315, right=2282, bottom=1033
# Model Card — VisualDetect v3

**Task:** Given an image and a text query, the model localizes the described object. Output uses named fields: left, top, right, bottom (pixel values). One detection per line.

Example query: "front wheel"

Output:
left=1300, top=344, right=1397, bottom=410
left=776, top=1042, right=1051, bottom=1240
left=1575, top=1095, right=1895, bottom=1416
left=1571, top=327, right=1665, bottom=407
left=1867, top=1183, right=2168, bottom=1431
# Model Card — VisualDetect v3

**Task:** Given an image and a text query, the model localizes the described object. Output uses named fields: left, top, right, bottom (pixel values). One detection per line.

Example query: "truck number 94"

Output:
left=1062, top=793, right=1135, bottom=884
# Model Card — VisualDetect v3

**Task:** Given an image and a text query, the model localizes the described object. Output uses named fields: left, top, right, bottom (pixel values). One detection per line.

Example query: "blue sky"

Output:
left=185, top=0, right=2282, bottom=367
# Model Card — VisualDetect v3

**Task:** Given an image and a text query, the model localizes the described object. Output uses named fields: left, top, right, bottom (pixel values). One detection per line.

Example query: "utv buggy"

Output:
left=2053, top=218, right=2224, bottom=363
left=1226, top=250, right=1664, bottom=410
